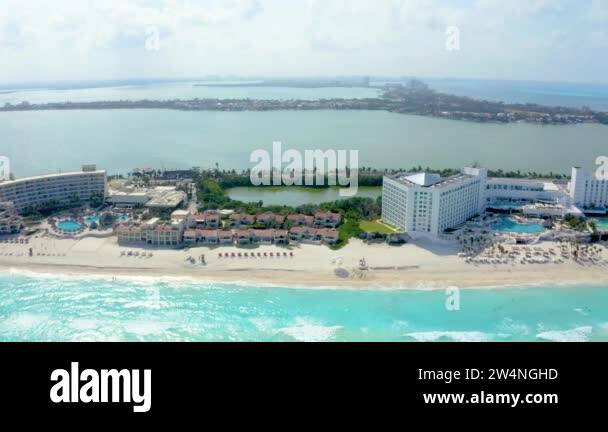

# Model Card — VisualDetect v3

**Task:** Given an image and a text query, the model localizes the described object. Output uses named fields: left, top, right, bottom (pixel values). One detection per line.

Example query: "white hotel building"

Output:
left=0, top=165, right=107, bottom=212
left=382, top=167, right=487, bottom=238
left=569, top=167, right=608, bottom=212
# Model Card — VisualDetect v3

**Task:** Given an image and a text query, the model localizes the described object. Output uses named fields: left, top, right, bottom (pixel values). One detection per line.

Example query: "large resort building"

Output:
left=0, top=165, right=107, bottom=212
left=382, top=167, right=487, bottom=238
left=569, top=167, right=608, bottom=212
left=382, top=165, right=604, bottom=239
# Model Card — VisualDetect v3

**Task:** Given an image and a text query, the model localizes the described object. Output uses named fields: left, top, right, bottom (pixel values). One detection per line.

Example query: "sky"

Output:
left=1, top=0, right=608, bottom=84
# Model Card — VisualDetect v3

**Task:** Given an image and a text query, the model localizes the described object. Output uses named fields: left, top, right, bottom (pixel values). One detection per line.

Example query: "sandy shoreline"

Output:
left=1, top=235, right=607, bottom=290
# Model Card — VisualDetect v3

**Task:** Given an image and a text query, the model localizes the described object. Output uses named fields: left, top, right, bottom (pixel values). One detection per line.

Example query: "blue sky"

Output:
left=1, top=0, right=607, bottom=84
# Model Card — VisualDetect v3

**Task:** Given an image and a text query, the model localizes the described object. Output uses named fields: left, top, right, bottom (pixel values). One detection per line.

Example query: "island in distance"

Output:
left=2, top=79, right=607, bottom=126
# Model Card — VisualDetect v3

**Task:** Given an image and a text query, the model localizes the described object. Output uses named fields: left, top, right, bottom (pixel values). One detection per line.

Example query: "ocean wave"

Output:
left=279, top=317, right=342, bottom=342
left=404, top=331, right=490, bottom=342
left=536, top=326, right=592, bottom=342
left=123, top=320, right=172, bottom=337
left=1, top=312, right=50, bottom=329
left=500, top=318, right=530, bottom=336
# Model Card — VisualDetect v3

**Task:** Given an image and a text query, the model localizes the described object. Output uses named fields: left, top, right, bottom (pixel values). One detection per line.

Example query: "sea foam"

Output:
left=536, top=326, right=592, bottom=342
left=405, top=331, right=490, bottom=342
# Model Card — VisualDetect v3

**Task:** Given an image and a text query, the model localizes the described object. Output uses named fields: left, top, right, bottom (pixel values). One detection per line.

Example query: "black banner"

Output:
left=0, top=343, right=605, bottom=420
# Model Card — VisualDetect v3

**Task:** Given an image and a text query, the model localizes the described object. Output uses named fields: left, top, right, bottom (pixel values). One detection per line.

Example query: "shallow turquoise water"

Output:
left=0, top=273, right=606, bottom=342
left=493, top=217, right=545, bottom=234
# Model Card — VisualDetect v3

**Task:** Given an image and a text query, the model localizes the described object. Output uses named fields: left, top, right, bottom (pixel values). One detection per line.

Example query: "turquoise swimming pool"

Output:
left=593, top=218, right=608, bottom=231
left=84, top=215, right=100, bottom=225
left=57, top=220, right=82, bottom=232
left=493, top=217, right=545, bottom=234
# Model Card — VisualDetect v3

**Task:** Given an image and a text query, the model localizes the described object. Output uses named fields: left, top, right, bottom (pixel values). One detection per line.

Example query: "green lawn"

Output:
left=359, top=220, right=396, bottom=234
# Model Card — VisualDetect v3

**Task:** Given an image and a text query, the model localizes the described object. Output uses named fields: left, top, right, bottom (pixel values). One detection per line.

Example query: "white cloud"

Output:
left=0, top=0, right=606, bottom=83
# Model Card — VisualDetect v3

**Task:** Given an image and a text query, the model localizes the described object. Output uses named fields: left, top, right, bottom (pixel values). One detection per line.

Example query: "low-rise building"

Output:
left=230, top=213, right=256, bottom=228
left=116, top=223, right=144, bottom=244
left=145, top=187, right=188, bottom=215
left=236, top=229, right=254, bottom=245
left=286, top=214, right=314, bottom=226
left=198, top=229, right=220, bottom=245
left=274, top=229, right=289, bottom=245
left=183, top=229, right=198, bottom=245
left=142, top=218, right=184, bottom=247
left=191, top=211, right=221, bottom=229
left=218, top=231, right=234, bottom=245
left=256, top=212, right=286, bottom=228
left=253, top=229, right=275, bottom=245
left=106, top=190, right=150, bottom=207
left=314, top=211, right=342, bottom=228
left=522, top=203, right=583, bottom=219
left=486, top=178, right=567, bottom=209
left=289, top=226, right=338, bottom=245
left=117, top=217, right=185, bottom=247
left=318, top=228, right=339, bottom=245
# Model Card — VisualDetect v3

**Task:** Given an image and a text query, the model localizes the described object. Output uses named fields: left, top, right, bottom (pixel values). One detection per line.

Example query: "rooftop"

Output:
left=0, top=169, right=106, bottom=187
left=405, top=172, right=442, bottom=187
left=390, top=172, right=475, bottom=189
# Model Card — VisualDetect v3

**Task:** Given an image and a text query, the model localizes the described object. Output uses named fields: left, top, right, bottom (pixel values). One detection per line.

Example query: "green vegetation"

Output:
left=562, top=215, right=591, bottom=232
left=333, top=216, right=364, bottom=250
left=359, top=220, right=395, bottom=234
left=196, top=171, right=382, bottom=248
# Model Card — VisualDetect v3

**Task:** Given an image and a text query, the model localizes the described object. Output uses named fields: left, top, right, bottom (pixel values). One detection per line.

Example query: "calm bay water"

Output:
left=2, top=109, right=608, bottom=177
left=0, top=273, right=606, bottom=342
left=227, top=186, right=381, bottom=206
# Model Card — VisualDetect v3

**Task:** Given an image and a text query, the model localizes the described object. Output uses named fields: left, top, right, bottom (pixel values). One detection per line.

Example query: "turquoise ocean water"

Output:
left=0, top=272, right=606, bottom=342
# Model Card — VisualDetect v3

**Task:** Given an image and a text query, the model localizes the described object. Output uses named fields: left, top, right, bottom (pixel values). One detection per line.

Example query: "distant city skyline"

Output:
left=1, top=0, right=608, bottom=84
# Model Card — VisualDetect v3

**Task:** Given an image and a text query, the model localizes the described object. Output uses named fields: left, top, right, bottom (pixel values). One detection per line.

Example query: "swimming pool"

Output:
left=493, top=217, right=545, bottom=234
left=592, top=218, right=608, bottom=231
left=85, top=213, right=129, bottom=226
left=85, top=215, right=100, bottom=225
left=57, top=219, right=82, bottom=233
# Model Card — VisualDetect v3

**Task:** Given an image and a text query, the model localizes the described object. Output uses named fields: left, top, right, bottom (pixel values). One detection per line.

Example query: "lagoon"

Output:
left=2, top=109, right=608, bottom=178
left=226, top=186, right=382, bottom=206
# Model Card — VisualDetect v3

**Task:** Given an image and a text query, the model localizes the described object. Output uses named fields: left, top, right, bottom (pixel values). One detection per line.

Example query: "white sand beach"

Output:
left=1, top=235, right=607, bottom=289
